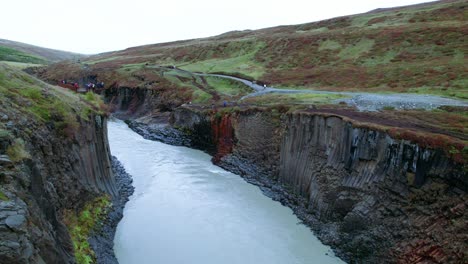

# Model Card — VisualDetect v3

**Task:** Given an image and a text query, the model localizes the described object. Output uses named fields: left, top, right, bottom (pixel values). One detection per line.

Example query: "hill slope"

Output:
left=0, top=38, right=84, bottom=64
left=0, top=45, right=49, bottom=66
left=59, top=0, right=465, bottom=99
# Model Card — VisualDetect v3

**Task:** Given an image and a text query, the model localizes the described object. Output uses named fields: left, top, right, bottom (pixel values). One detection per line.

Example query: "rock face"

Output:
left=0, top=114, right=117, bottom=264
left=104, top=86, right=182, bottom=120
left=166, top=107, right=467, bottom=263
left=277, top=113, right=466, bottom=262
left=89, top=156, right=134, bottom=264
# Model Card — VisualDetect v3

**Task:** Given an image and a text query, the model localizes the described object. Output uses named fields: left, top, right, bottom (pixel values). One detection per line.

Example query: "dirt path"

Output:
left=174, top=68, right=468, bottom=111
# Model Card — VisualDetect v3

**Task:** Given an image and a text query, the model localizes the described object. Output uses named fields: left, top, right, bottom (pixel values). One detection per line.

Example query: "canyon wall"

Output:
left=104, top=86, right=183, bottom=120
left=105, top=86, right=466, bottom=263
left=168, top=107, right=466, bottom=263
left=277, top=113, right=466, bottom=262
left=0, top=114, right=116, bottom=264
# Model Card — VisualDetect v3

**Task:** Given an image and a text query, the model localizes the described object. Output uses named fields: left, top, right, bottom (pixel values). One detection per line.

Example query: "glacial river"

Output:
left=108, top=120, right=344, bottom=264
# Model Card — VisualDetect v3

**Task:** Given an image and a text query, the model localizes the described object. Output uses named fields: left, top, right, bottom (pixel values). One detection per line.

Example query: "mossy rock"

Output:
left=0, top=129, right=11, bottom=140
left=0, top=190, right=9, bottom=201
left=0, top=130, right=12, bottom=154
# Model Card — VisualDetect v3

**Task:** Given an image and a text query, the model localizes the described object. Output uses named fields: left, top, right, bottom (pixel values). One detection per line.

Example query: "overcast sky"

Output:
left=2, top=0, right=432, bottom=54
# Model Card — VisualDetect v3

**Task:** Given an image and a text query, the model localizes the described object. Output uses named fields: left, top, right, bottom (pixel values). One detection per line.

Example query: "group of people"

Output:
left=86, top=81, right=105, bottom=90
left=61, top=80, right=79, bottom=89
left=60, top=80, right=105, bottom=92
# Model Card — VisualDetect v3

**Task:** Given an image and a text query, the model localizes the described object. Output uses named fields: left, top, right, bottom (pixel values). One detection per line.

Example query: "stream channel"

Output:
left=108, top=119, right=344, bottom=264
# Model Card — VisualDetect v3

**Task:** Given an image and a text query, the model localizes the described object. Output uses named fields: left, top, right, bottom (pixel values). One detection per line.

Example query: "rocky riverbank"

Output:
left=89, top=156, right=134, bottom=264
left=127, top=120, right=192, bottom=147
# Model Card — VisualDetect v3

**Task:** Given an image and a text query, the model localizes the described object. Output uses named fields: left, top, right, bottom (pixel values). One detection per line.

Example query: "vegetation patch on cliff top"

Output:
left=204, top=76, right=252, bottom=97
left=243, top=93, right=347, bottom=106
left=0, top=63, right=105, bottom=139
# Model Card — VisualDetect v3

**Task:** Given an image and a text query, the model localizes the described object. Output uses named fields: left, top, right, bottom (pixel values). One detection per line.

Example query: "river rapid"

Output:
left=108, top=120, right=344, bottom=264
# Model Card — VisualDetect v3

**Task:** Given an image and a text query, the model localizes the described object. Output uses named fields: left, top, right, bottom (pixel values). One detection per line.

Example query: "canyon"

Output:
left=1, top=68, right=465, bottom=263
left=108, top=119, right=343, bottom=264
left=0, top=1, right=466, bottom=263
left=109, top=86, right=466, bottom=263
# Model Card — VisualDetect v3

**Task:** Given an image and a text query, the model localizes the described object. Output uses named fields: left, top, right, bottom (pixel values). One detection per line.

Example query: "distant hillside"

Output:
left=0, top=39, right=84, bottom=63
left=41, top=0, right=467, bottom=99
left=0, top=45, right=47, bottom=64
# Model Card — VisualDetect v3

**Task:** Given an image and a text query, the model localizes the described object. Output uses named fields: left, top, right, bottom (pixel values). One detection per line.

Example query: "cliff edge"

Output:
left=0, top=63, right=119, bottom=264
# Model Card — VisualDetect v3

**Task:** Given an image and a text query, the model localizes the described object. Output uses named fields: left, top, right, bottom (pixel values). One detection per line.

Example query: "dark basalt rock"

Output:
left=0, top=114, right=117, bottom=264
left=89, top=157, right=134, bottom=264
left=127, top=120, right=192, bottom=147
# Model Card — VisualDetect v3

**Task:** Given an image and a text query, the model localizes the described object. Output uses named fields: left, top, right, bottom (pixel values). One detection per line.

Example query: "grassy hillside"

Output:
left=0, top=45, right=47, bottom=64
left=36, top=0, right=467, bottom=105
left=63, top=0, right=467, bottom=99
left=0, top=63, right=105, bottom=135
left=0, top=38, right=84, bottom=63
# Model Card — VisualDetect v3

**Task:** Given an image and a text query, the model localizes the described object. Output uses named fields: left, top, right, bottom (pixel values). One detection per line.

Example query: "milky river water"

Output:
left=108, top=120, right=344, bottom=264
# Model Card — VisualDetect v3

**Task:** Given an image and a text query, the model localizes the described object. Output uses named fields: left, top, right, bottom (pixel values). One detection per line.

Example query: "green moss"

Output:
left=192, top=89, right=212, bottom=103
left=0, top=129, right=11, bottom=139
left=84, top=92, right=96, bottom=102
left=6, top=138, right=30, bottom=162
left=29, top=105, right=51, bottom=121
left=0, top=191, right=8, bottom=201
left=382, top=106, right=396, bottom=111
left=64, top=196, right=111, bottom=264
left=19, top=87, right=42, bottom=100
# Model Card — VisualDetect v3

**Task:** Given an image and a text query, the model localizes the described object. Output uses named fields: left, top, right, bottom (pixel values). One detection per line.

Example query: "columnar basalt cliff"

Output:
left=0, top=113, right=117, bottom=264
left=0, top=63, right=127, bottom=263
left=127, top=104, right=466, bottom=263
left=104, top=87, right=157, bottom=118
left=277, top=113, right=466, bottom=262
